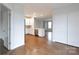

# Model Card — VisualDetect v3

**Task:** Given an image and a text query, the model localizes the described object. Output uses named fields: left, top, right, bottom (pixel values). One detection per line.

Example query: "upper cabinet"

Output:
left=25, top=17, right=35, bottom=35
left=25, top=17, right=34, bottom=26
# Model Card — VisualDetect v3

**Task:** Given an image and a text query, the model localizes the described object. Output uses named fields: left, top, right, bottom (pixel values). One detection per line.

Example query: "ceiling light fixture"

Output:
left=33, top=12, right=37, bottom=17
left=40, top=14, right=43, bottom=16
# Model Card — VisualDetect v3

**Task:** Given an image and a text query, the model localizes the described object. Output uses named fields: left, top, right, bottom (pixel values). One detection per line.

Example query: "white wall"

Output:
left=34, top=19, right=44, bottom=28
left=4, top=4, right=24, bottom=50
left=53, top=14, right=67, bottom=44
left=0, top=4, right=1, bottom=38
left=53, top=4, right=79, bottom=47
left=68, top=12, right=79, bottom=47
left=0, top=4, right=10, bottom=49
left=1, top=6, right=9, bottom=49
left=34, top=18, right=52, bottom=29
left=43, top=21, right=48, bottom=31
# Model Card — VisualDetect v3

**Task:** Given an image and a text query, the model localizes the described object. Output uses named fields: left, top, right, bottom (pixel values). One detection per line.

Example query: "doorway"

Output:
left=47, top=21, right=52, bottom=41
left=43, top=20, right=53, bottom=41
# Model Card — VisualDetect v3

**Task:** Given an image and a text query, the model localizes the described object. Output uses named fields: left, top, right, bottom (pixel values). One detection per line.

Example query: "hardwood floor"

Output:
left=5, top=34, right=79, bottom=55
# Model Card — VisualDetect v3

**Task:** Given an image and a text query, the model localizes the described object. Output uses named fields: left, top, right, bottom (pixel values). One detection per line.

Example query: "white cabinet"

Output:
left=38, top=28, right=45, bottom=37
left=25, top=17, right=34, bottom=35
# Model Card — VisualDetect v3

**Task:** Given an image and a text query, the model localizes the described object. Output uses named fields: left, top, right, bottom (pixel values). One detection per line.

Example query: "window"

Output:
left=48, top=21, right=52, bottom=29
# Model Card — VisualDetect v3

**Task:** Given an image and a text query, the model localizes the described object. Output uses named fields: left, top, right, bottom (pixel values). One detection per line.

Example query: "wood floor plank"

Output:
left=5, top=34, right=79, bottom=55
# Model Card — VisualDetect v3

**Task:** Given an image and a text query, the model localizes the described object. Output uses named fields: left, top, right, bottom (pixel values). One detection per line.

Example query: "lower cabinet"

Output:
left=34, top=28, right=45, bottom=37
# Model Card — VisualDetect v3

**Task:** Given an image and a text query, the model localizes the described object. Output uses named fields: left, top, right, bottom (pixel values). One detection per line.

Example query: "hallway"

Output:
left=6, top=34, right=79, bottom=55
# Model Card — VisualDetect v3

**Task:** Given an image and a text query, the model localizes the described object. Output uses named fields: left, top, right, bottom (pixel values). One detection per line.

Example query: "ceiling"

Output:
left=24, top=3, right=72, bottom=18
left=8, top=3, right=73, bottom=18
left=4, top=3, right=79, bottom=19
